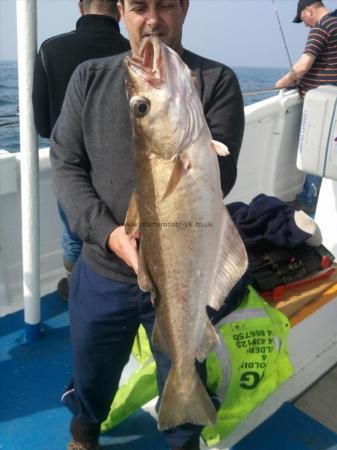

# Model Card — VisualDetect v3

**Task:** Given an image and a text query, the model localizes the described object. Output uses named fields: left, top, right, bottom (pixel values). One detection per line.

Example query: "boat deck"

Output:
left=1, top=292, right=337, bottom=450
left=295, top=363, right=337, bottom=434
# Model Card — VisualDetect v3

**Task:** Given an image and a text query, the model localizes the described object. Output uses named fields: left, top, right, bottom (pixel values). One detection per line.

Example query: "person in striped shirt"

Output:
left=275, top=0, right=337, bottom=97
left=275, top=1, right=337, bottom=211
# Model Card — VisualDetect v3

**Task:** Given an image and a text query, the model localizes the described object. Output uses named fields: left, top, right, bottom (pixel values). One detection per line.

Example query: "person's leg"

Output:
left=58, top=203, right=83, bottom=266
left=57, top=203, right=83, bottom=300
left=207, top=269, right=250, bottom=325
left=138, top=290, right=210, bottom=450
left=63, top=258, right=140, bottom=446
left=297, top=174, right=322, bottom=209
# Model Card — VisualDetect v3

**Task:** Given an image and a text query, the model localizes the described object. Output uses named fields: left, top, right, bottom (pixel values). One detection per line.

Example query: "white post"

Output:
left=16, top=0, right=41, bottom=342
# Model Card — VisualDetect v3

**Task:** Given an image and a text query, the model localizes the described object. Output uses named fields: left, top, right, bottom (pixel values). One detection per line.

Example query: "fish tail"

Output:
left=157, top=365, right=217, bottom=431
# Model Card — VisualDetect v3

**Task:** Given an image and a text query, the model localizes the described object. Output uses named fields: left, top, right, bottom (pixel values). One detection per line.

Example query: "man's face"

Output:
left=300, top=6, right=317, bottom=28
left=118, top=0, right=189, bottom=56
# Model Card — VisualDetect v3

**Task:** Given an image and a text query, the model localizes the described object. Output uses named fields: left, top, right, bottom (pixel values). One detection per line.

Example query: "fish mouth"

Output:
left=125, top=36, right=165, bottom=88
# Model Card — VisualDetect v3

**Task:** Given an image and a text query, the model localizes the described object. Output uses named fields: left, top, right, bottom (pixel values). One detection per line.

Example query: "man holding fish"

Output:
left=51, top=1, right=247, bottom=449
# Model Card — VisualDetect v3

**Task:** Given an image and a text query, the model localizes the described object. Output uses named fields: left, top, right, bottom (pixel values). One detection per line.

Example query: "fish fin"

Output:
left=152, top=319, right=170, bottom=357
left=138, top=242, right=152, bottom=291
left=211, top=140, right=230, bottom=156
left=195, top=321, right=220, bottom=362
left=124, top=191, right=140, bottom=236
left=138, top=242, right=159, bottom=307
left=158, top=366, right=217, bottom=430
left=162, top=155, right=191, bottom=201
left=208, top=206, right=248, bottom=311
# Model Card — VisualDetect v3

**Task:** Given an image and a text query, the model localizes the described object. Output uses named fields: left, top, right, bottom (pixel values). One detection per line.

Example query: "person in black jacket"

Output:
left=32, top=0, right=130, bottom=300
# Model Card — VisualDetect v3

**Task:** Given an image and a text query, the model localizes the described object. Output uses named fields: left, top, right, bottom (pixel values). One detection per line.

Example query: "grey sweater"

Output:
left=50, top=49, right=244, bottom=283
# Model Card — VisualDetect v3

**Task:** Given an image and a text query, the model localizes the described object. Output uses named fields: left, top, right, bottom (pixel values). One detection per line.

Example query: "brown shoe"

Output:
left=67, top=440, right=100, bottom=450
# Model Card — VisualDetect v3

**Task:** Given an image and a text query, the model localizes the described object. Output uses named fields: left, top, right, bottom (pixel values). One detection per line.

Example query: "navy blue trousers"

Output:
left=62, top=258, right=207, bottom=447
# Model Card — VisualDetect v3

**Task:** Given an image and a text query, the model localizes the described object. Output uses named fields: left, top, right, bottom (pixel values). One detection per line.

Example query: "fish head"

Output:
left=124, top=36, right=205, bottom=160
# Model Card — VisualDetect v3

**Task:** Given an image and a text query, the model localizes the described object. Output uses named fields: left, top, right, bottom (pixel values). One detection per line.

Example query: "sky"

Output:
left=0, top=0, right=336, bottom=68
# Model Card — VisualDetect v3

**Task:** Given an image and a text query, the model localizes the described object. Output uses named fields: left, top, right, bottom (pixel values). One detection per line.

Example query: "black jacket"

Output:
left=32, top=14, right=130, bottom=138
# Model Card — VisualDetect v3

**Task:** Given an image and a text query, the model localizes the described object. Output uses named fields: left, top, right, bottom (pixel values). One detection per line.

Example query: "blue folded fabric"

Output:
left=228, top=194, right=311, bottom=248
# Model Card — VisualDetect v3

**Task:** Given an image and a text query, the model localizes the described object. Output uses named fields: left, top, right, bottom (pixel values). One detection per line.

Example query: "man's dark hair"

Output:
left=118, top=0, right=185, bottom=5
left=81, top=0, right=120, bottom=19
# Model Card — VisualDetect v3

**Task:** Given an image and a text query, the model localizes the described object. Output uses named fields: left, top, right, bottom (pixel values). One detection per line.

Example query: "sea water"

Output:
left=0, top=61, right=287, bottom=152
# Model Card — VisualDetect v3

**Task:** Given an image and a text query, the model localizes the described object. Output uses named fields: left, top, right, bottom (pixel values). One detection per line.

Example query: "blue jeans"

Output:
left=297, top=174, right=322, bottom=208
left=58, top=202, right=83, bottom=265
left=63, top=258, right=209, bottom=447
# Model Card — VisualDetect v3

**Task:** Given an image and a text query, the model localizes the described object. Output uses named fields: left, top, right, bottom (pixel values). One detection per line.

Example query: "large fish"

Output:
left=124, top=36, right=248, bottom=431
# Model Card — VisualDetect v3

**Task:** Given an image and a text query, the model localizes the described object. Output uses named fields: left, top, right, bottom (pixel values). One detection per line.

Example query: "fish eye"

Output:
left=130, top=96, right=151, bottom=118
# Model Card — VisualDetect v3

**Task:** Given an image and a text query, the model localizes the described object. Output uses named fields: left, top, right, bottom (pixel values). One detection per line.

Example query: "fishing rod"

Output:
left=242, top=86, right=296, bottom=97
left=272, top=0, right=293, bottom=69
left=242, top=2, right=296, bottom=97
left=242, top=87, right=280, bottom=96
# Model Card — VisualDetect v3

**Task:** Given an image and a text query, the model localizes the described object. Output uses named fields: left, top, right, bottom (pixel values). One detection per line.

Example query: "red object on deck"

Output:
left=260, top=267, right=336, bottom=302
left=321, top=256, right=332, bottom=269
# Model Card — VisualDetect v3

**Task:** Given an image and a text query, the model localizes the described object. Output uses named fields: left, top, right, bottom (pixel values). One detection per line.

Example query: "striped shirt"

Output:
left=298, top=10, right=337, bottom=96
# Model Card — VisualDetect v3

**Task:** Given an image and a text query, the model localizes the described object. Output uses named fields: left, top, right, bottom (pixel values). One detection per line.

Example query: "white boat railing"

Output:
left=0, top=91, right=305, bottom=320
left=226, top=89, right=305, bottom=205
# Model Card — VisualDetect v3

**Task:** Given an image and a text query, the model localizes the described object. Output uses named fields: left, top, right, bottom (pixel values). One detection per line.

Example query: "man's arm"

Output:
left=32, top=48, right=52, bottom=138
left=205, top=68, right=245, bottom=197
left=50, top=65, right=137, bottom=272
left=275, top=52, right=316, bottom=89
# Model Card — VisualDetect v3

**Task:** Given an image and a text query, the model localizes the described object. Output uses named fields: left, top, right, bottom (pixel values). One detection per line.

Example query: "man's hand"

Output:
left=107, top=226, right=139, bottom=274
left=275, top=53, right=316, bottom=89
left=275, top=69, right=297, bottom=89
